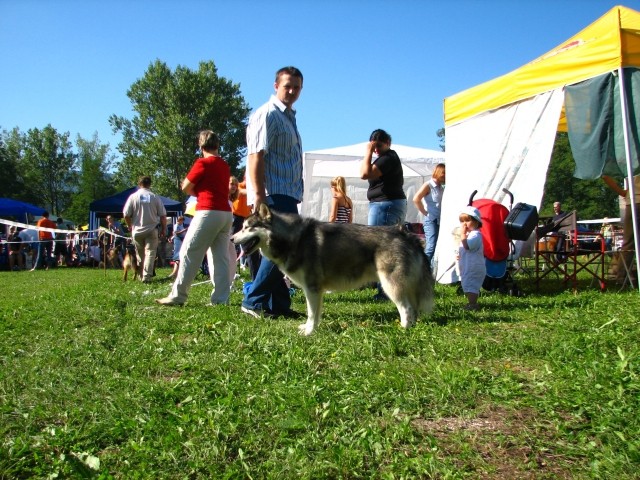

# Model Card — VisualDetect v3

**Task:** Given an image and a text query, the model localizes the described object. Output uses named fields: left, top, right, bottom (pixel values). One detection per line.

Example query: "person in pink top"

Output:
left=156, top=130, right=233, bottom=306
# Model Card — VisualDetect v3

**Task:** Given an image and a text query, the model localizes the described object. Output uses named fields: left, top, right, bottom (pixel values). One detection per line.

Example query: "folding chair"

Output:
left=535, top=211, right=606, bottom=291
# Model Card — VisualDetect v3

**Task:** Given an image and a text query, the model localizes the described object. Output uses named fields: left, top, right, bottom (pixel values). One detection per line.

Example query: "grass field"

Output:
left=1, top=265, right=639, bottom=479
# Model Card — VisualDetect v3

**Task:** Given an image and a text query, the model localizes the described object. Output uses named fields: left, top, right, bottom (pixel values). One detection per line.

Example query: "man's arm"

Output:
left=248, top=150, right=266, bottom=210
left=602, top=175, right=626, bottom=197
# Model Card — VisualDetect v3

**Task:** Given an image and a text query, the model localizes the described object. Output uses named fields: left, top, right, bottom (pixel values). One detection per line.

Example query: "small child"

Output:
left=457, top=206, right=486, bottom=311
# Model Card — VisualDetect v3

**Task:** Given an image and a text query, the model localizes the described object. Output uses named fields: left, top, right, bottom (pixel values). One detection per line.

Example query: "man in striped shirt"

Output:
left=241, top=66, right=304, bottom=319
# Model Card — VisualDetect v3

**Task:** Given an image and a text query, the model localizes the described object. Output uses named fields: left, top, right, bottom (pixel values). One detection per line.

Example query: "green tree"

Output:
left=0, top=127, right=39, bottom=205
left=64, top=133, right=117, bottom=225
left=0, top=132, right=24, bottom=199
left=21, top=125, right=77, bottom=215
left=110, top=60, right=250, bottom=200
left=543, top=133, right=619, bottom=219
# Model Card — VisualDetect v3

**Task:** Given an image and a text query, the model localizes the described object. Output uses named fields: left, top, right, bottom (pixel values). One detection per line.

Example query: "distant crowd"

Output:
left=0, top=214, right=179, bottom=272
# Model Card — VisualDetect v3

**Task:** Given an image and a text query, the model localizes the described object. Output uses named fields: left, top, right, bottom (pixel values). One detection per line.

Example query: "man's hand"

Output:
left=252, top=192, right=267, bottom=212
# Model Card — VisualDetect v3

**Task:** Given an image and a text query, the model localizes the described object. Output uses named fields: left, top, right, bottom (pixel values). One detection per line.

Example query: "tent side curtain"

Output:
left=435, top=89, right=565, bottom=283
left=567, top=67, right=640, bottom=178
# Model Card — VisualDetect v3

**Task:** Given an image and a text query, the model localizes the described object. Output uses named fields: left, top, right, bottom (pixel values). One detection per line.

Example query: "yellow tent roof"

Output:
left=444, top=5, right=640, bottom=129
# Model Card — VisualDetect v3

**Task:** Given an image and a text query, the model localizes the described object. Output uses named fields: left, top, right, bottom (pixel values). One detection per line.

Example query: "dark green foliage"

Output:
left=542, top=133, right=620, bottom=219
left=21, top=125, right=77, bottom=216
left=1, top=127, right=115, bottom=223
left=109, top=60, right=250, bottom=201
left=64, top=133, right=117, bottom=225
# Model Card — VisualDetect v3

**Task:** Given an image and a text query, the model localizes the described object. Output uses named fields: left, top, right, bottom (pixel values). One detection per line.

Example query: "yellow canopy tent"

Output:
left=437, top=5, right=640, bottom=290
left=445, top=5, right=640, bottom=131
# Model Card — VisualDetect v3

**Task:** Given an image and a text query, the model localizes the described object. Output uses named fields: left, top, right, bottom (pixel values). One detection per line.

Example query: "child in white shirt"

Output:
left=457, top=206, right=486, bottom=311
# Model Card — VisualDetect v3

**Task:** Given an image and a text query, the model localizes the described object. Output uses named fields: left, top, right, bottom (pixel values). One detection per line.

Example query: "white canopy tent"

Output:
left=301, top=142, right=445, bottom=225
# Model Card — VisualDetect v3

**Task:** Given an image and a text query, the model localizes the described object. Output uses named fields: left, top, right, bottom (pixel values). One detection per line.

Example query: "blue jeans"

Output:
left=242, top=195, right=299, bottom=314
left=423, top=218, right=440, bottom=267
left=368, top=199, right=407, bottom=296
left=34, top=241, right=53, bottom=269
left=367, top=199, right=407, bottom=227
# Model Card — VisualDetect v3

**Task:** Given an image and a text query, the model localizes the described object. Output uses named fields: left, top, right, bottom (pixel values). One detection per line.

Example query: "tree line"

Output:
left=0, top=60, right=249, bottom=225
left=0, top=59, right=622, bottom=226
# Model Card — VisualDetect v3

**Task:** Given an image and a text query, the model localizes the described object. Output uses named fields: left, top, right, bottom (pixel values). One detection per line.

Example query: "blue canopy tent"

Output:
left=0, top=198, right=46, bottom=223
left=88, top=188, right=183, bottom=236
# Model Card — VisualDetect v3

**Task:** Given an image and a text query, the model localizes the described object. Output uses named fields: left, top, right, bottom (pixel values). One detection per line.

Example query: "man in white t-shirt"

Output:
left=123, top=176, right=167, bottom=283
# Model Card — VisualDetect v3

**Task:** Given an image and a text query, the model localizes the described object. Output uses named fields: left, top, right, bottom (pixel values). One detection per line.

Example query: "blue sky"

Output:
left=2, top=0, right=640, bottom=156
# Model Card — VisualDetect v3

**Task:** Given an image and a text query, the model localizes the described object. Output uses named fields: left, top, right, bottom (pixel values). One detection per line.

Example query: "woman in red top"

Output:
left=156, top=130, right=233, bottom=306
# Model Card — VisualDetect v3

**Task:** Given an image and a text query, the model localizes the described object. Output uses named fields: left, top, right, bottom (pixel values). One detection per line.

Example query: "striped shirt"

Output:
left=246, top=95, right=303, bottom=203
left=335, top=205, right=352, bottom=223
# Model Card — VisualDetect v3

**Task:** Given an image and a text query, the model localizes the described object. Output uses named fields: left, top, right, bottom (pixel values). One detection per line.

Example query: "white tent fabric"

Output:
left=301, top=142, right=445, bottom=225
left=436, top=89, right=565, bottom=283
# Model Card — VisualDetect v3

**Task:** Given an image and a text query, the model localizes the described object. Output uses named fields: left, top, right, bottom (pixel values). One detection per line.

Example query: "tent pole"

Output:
left=617, top=67, right=640, bottom=292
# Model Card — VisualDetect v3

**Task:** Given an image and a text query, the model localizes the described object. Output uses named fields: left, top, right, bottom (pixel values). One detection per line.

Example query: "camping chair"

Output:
left=535, top=211, right=606, bottom=291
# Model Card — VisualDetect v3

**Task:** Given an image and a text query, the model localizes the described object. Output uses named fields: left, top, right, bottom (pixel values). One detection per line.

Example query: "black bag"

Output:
left=504, top=203, right=538, bottom=240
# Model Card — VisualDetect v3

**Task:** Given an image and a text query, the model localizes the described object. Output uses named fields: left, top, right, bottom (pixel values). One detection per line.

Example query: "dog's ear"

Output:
left=258, top=203, right=272, bottom=222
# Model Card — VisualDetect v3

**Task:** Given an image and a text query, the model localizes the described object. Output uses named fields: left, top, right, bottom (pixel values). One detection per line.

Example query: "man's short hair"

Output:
left=275, top=66, right=303, bottom=84
left=138, top=176, right=152, bottom=188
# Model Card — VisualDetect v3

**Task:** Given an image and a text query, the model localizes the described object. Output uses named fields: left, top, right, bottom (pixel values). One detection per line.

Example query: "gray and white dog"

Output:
left=232, top=204, right=434, bottom=335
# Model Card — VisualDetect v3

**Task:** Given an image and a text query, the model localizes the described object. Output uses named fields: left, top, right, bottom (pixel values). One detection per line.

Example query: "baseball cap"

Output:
left=462, top=206, right=483, bottom=226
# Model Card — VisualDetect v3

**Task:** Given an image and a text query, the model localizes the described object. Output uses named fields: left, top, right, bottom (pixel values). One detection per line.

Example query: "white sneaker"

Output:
left=241, top=306, right=273, bottom=319
left=155, top=297, right=184, bottom=306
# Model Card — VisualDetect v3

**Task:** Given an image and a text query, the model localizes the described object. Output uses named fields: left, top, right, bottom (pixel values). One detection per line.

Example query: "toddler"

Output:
left=457, top=206, right=486, bottom=311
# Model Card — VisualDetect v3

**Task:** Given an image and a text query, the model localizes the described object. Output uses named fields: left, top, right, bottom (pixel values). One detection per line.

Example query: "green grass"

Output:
left=1, top=266, right=639, bottom=478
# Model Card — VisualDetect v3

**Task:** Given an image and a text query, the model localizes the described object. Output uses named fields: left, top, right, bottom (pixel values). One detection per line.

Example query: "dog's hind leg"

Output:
left=379, top=273, right=418, bottom=329
left=298, top=289, right=323, bottom=336
left=397, top=303, right=418, bottom=329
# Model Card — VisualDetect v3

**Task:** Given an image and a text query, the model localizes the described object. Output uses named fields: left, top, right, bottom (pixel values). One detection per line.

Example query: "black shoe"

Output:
left=275, top=309, right=304, bottom=319
left=372, top=292, right=389, bottom=302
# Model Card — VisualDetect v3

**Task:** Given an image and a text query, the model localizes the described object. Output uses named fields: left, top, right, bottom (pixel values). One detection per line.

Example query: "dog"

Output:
left=232, top=204, right=434, bottom=335
left=106, top=247, right=121, bottom=269
left=122, top=244, right=139, bottom=281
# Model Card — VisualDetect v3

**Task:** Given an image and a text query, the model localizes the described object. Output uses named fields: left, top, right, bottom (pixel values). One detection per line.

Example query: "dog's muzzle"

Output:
left=235, top=236, right=260, bottom=255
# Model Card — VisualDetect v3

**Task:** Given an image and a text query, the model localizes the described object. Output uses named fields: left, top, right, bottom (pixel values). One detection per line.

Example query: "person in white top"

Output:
left=123, top=176, right=167, bottom=283
left=457, top=206, right=485, bottom=311
left=413, top=163, right=445, bottom=268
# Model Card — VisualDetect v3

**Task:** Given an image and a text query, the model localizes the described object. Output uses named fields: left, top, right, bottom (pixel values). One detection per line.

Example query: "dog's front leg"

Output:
left=298, top=290, right=323, bottom=336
